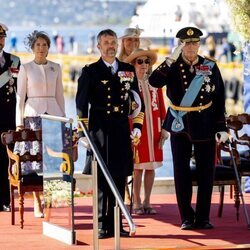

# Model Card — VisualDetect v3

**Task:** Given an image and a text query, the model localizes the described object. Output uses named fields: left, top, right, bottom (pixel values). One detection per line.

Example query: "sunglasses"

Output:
left=136, top=58, right=151, bottom=65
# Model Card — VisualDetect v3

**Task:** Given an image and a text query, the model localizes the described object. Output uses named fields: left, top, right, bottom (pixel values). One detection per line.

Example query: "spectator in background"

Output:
left=56, top=34, right=65, bottom=53
left=10, top=32, right=18, bottom=52
left=219, top=37, right=236, bottom=62
left=69, top=34, right=75, bottom=52
left=87, top=33, right=95, bottom=54
left=205, top=35, right=216, bottom=58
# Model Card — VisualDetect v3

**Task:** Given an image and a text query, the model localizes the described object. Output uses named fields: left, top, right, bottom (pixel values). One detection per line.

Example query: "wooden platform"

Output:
left=1, top=192, right=250, bottom=250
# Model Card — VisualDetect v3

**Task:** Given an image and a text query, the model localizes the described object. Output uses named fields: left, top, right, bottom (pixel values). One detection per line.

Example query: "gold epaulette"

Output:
left=77, top=116, right=89, bottom=130
left=204, top=56, right=217, bottom=63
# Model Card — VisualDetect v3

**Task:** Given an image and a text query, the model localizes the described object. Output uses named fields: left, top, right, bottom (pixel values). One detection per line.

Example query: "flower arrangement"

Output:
left=44, top=179, right=72, bottom=208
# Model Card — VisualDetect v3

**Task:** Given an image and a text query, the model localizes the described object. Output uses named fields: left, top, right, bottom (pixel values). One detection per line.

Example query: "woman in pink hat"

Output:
left=125, top=49, right=168, bottom=214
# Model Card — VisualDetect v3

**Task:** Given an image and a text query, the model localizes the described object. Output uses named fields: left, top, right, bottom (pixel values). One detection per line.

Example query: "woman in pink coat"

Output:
left=15, top=30, right=65, bottom=218
left=125, top=49, right=168, bottom=214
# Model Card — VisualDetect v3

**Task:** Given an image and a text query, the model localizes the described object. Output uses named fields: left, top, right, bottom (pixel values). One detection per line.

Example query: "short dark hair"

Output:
left=97, top=29, right=117, bottom=44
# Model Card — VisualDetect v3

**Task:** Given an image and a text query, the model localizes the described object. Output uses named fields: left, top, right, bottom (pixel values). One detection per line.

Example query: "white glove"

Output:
left=215, top=131, right=230, bottom=144
left=169, top=43, right=185, bottom=61
left=158, top=129, right=169, bottom=149
left=79, top=137, right=91, bottom=150
left=130, top=128, right=142, bottom=139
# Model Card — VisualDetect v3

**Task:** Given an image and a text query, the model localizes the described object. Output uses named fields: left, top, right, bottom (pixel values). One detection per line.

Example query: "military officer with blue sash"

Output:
left=149, top=27, right=229, bottom=230
left=0, top=23, right=20, bottom=212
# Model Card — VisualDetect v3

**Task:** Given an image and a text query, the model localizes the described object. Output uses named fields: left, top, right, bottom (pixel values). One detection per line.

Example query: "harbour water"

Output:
left=8, top=25, right=128, bottom=54
left=64, top=96, right=173, bottom=178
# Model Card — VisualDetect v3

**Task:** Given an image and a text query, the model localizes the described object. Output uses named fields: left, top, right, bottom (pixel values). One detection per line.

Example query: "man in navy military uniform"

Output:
left=149, top=27, right=229, bottom=230
left=0, top=23, right=20, bottom=212
left=76, top=29, right=144, bottom=238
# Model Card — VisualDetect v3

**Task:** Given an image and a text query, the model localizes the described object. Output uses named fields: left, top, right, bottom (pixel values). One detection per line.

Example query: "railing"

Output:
left=78, top=120, right=136, bottom=250
left=40, top=114, right=76, bottom=245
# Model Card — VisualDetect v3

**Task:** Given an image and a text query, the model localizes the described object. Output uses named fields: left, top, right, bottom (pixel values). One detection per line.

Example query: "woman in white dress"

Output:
left=15, top=30, right=65, bottom=217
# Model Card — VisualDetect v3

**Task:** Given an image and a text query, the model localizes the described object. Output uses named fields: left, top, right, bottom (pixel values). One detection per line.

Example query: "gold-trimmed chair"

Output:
left=1, top=129, right=43, bottom=229
left=191, top=141, right=240, bottom=219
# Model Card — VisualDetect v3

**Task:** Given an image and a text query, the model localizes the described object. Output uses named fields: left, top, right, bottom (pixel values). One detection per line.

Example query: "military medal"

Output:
left=195, top=65, right=212, bottom=75
left=182, top=55, right=198, bottom=73
left=175, top=121, right=182, bottom=129
left=189, top=65, right=194, bottom=73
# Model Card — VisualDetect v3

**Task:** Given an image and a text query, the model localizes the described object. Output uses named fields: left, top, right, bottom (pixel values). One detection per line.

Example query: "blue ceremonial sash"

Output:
left=170, top=59, right=215, bottom=132
left=0, top=55, right=19, bottom=89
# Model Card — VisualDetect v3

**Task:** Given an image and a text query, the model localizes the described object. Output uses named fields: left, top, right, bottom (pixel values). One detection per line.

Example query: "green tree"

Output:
left=226, top=0, right=250, bottom=192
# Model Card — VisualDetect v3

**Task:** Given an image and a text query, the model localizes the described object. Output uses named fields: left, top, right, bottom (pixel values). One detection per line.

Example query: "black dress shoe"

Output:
left=98, top=229, right=110, bottom=239
left=107, top=229, right=130, bottom=238
left=181, top=220, right=193, bottom=230
left=120, top=229, right=130, bottom=237
left=2, top=205, right=11, bottom=212
left=194, top=220, right=214, bottom=229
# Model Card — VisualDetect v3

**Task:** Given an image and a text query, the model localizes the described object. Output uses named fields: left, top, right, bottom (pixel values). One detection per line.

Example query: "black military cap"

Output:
left=176, top=27, right=203, bottom=43
left=0, top=23, right=8, bottom=37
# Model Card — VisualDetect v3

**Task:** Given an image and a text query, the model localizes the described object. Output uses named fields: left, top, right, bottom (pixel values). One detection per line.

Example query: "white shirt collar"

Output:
left=102, top=58, right=118, bottom=73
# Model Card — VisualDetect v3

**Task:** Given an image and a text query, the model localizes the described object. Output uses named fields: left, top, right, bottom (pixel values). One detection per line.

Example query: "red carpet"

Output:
left=1, top=191, right=250, bottom=250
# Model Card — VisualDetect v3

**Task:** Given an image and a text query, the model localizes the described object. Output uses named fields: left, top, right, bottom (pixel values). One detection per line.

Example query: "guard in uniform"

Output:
left=76, top=29, right=144, bottom=238
left=149, top=27, right=229, bottom=230
left=0, top=23, right=20, bottom=212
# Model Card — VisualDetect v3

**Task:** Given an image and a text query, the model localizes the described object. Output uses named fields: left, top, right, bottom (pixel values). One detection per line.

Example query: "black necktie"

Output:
left=109, top=66, right=115, bottom=75
left=0, top=56, right=4, bottom=67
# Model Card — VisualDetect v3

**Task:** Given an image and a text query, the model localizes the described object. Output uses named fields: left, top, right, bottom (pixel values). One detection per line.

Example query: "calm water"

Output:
left=64, top=96, right=173, bottom=178
left=8, top=25, right=128, bottom=54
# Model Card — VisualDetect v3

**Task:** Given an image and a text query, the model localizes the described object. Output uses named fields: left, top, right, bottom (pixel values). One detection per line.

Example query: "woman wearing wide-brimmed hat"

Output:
left=118, top=26, right=151, bottom=206
left=118, top=26, right=151, bottom=62
left=124, top=49, right=168, bottom=215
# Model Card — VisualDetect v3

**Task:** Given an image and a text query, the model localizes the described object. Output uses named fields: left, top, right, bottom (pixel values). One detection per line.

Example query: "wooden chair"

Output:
left=1, top=129, right=43, bottom=229
left=226, top=113, right=250, bottom=177
left=191, top=140, right=240, bottom=219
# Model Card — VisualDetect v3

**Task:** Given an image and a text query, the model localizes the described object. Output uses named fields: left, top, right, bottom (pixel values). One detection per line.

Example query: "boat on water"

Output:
left=129, top=0, right=231, bottom=50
